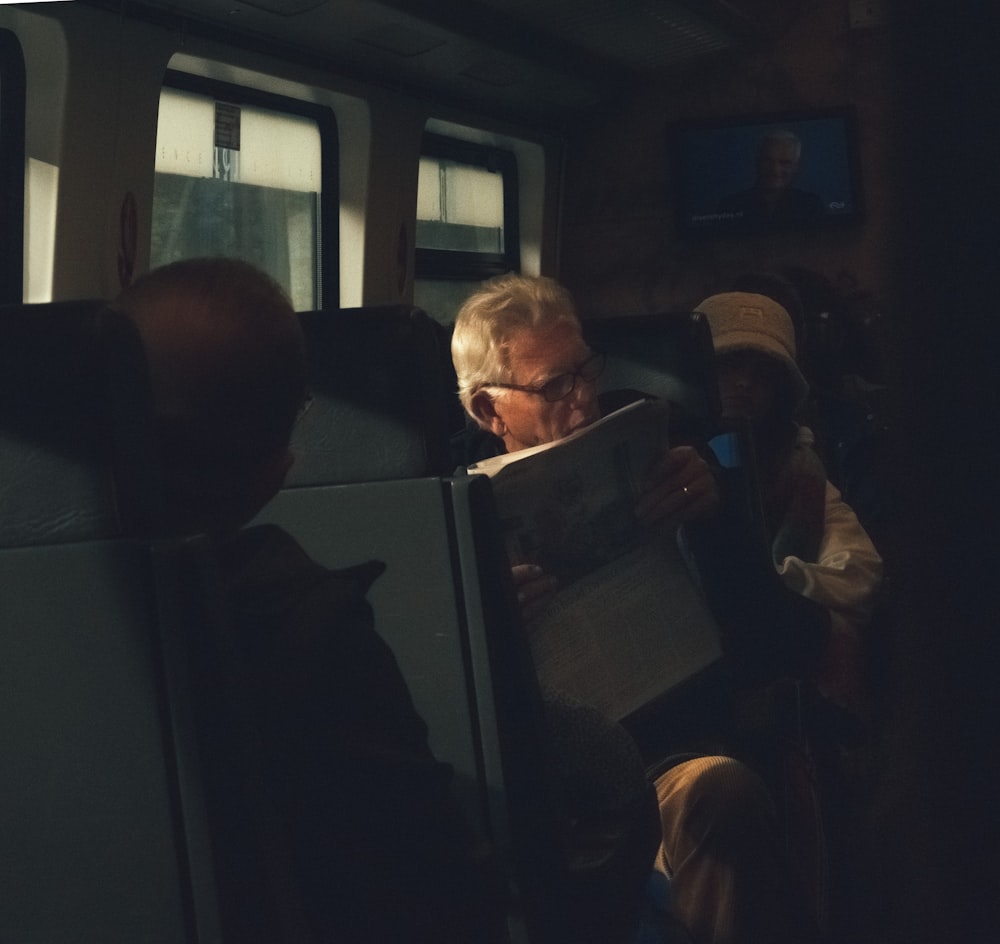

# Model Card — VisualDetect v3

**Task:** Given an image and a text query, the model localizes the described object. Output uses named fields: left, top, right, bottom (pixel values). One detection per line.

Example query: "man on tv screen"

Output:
left=718, top=129, right=826, bottom=229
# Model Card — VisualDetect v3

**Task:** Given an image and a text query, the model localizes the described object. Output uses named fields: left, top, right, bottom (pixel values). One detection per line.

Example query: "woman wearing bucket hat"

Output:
left=654, top=290, right=883, bottom=944
left=696, top=289, right=882, bottom=712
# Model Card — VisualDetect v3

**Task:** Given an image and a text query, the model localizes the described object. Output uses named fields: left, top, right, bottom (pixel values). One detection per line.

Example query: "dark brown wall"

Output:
left=557, top=2, right=895, bottom=317
left=875, top=3, right=998, bottom=941
left=560, top=4, right=1000, bottom=943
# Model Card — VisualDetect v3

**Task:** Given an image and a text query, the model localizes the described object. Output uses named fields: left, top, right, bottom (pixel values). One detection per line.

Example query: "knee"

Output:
left=657, top=755, right=774, bottom=837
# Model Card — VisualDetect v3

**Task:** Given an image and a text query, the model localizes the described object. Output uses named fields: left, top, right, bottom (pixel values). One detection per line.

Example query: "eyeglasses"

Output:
left=487, top=351, right=606, bottom=403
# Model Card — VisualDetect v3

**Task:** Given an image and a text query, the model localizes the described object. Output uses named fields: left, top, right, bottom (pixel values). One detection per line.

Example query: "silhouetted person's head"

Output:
left=118, top=257, right=306, bottom=536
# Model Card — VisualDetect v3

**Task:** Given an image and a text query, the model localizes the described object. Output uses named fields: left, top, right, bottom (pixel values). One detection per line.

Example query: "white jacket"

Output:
left=776, top=479, right=883, bottom=711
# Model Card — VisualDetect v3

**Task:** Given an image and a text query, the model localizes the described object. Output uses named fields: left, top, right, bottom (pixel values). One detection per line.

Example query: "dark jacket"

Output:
left=199, top=523, right=501, bottom=944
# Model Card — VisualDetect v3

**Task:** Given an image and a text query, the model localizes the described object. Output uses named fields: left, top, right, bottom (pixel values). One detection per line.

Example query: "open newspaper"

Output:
left=468, top=399, right=724, bottom=722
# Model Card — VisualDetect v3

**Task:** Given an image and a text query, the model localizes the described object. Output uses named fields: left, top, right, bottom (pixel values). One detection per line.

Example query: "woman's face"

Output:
left=715, top=349, right=784, bottom=425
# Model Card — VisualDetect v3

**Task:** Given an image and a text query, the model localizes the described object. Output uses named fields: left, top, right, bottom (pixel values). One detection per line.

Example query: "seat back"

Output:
left=252, top=299, right=602, bottom=940
left=261, top=303, right=493, bottom=833
left=253, top=477, right=493, bottom=824
left=285, top=305, right=454, bottom=485
left=584, top=311, right=721, bottom=440
left=235, top=304, right=507, bottom=936
left=0, top=300, right=160, bottom=546
left=429, top=317, right=471, bottom=441
left=255, top=471, right=595, bottom=943
left=447, top=474, right=590, bottom=944
left=0, top=301, right=213, bottom=943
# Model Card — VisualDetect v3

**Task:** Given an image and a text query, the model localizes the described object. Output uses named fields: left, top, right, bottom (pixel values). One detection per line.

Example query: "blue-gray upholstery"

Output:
left=584, top=310, right=721, bottom=439
left=285, top=305, right=454, bottom=485
left=256, top=471, right=595, bottom=943
left=0, top=300, right=214, bottom=943
left=0, top=300, right=159, bottom=546
left=254, top=302, right=499, bottom=830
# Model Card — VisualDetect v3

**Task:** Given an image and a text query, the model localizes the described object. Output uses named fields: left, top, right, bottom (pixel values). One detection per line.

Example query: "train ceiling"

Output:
left=82, top=0, right=781, bottom=124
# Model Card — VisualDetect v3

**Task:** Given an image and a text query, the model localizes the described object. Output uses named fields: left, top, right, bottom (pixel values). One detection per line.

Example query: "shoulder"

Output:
left=220, top=525, right=428, bottom=732
left=217, top=525, right=389, bottom=669
left=219, top=524, right=385, bottom=615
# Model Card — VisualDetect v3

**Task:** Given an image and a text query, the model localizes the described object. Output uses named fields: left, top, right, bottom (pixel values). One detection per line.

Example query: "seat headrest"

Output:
left=0, top=300, right=158, bottom=547
left=584, top=311, right=721, bottom=433
left=285, top=305, right=453, bottom=485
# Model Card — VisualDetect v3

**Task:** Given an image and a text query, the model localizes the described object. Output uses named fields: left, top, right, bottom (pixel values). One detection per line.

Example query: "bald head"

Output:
left=118, top=258, right=306, bottom=532
left=120, top=257, right=306, bottom=460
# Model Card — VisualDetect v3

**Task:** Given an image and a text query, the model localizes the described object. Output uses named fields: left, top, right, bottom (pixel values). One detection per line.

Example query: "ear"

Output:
left=469, top=389, right=506, bottom=438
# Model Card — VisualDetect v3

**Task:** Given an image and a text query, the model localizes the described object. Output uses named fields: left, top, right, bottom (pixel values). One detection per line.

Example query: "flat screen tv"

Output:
left=669, top=106, right=864, bottom=238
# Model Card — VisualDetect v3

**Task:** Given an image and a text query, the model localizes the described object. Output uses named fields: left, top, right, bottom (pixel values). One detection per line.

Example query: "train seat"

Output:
left=584, top=310, right=721, bottom=442
left=0, top=301, right=216, bottom=944
left=0, top=300, right=159, bottom=545
left=253, top=303, right=493, bottom=825
left=253, top=301, right=491, bottom=821
left=286, top=305, right=455, bottom=485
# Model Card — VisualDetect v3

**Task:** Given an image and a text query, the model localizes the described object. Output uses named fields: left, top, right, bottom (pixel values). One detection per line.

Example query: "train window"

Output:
left=152, top=71, right=338, bottom=310
left=0, top=29, right=26, bottom=304
left=414, top=133, right=519, bottom=323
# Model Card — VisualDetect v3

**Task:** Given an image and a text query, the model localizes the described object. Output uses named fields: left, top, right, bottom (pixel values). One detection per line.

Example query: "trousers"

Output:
left=654, top=754, right=822, bottom=944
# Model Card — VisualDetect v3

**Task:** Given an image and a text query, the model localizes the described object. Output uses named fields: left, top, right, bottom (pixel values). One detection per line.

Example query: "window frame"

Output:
left=158, top=69, right=339, bottom=309
left=416, top=132, right=520, bottom=281
left=0, top=29, right=26, bottom=304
